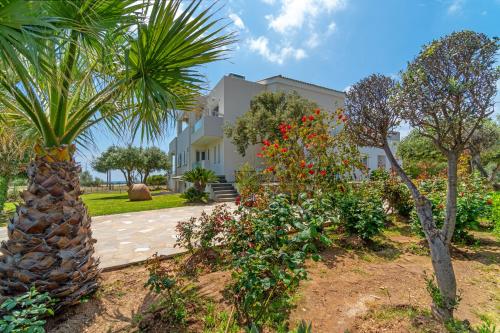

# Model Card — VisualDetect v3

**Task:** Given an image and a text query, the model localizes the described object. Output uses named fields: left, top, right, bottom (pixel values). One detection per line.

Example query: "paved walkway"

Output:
left=0, top=203, right=235, bottom=269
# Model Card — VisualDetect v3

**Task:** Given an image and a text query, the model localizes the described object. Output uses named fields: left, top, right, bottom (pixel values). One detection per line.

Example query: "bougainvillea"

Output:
left=256, top=107, right=362, bottom=200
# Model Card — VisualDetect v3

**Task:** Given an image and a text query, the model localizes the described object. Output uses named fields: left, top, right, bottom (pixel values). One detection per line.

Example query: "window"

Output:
left=201, top=151, right=206, bottom=160
left=361, top=156, right=368, bottom=168
left=377, top=155, right=386, bottom=169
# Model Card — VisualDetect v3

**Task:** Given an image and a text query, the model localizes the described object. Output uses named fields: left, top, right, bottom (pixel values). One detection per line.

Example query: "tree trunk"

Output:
left=470, top=152, right=489, bottom=179
left=443, top=151, right=459, bottom=246
left=0, top=175, right=9, bottom=212
left=414, top=197, right=457, bottom=322
left=0, top=145, right=99, bottom=310
left=383, top=143, right=457, bottom=321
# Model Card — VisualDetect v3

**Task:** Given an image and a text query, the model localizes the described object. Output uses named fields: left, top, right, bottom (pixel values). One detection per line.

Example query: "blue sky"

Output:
left=79, top=0, right=500, bottom=180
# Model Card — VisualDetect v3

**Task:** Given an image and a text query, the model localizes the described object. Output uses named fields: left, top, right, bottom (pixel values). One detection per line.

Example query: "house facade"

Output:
left=168, top=74, right=399, bottom=194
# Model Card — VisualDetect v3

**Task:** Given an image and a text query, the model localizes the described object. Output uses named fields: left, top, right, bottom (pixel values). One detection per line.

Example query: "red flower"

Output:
left=314, top=108, right=320, bottom=115
left=263, top=139, right=271, bottom=146
left=309, top=115, right=315, bottom=121
left=300, top=160, right=306, bottom=168
left=281, top=148, right=288, bottom=153
left=274, top=143, right=279, bottom=149
left=307, top=163, right=314, bottom=169
left=266, top=166, right=275, bottom=172
left=261, top=146, right=266, bottom=151
left=307, top=133, right=316, bottom=140
left=301, top=116, right=307, bottom=122
left=235, top=196, right=241, bottom=205
left=287, top=124, right=292, bottom=130
left=256, top=153, right=263, bottom=158
left=320, top=170, right=327, bottom=176
left=308, top=170, right=315, bottom=175
left=283, top=135, right=289, bottom=140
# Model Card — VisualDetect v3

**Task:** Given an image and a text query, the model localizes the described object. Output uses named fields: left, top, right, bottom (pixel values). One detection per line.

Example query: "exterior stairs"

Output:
left=211, top=176, right=238, bottom=202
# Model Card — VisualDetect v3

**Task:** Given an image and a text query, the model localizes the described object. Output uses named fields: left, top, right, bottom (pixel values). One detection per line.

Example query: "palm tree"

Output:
left=182, top=167, right=218, bottom=192
left=0, top=0, right=233, bottom=308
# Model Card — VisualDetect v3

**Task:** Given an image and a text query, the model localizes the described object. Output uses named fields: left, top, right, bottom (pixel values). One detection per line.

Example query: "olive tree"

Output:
left=344, top=29, right=498, bottom=323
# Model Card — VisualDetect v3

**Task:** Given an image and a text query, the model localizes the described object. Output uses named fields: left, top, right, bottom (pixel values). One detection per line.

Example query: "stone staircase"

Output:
left=211, top=176, right=238, bottom=202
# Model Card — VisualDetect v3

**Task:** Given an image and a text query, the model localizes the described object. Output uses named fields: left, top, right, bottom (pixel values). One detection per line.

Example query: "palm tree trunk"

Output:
left=0, top=145, right=99, bottom=309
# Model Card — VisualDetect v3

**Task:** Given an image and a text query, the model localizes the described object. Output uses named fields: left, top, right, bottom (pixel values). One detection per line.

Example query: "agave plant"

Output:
left=0, top=0, right=233, bottom=308
left=181, top=167, right=218, bottom=192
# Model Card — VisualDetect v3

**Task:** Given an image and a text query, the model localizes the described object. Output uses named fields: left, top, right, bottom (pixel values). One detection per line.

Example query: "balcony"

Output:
left=191, top=115, right=223, bottom=146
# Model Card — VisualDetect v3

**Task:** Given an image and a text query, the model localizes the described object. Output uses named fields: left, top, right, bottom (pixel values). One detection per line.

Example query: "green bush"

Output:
left=181, top=187, right=209, bottom=203
left=489, top=192, right=499, bottom=238
left=175, top=204, right=233, bottom=252
left=410, top=176, right=490, bottom=243
left=0, top=287, right=56, bottom=333
left=335, top=186, right=387, bottom=241
left=0, top=176, right=8, bottom=213
left=146, top=175, right=167, bottom=188
left=226, top=193, right=334, bottom=330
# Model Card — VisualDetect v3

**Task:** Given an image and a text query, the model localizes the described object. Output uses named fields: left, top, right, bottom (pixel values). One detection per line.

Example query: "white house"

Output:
left=168, top=74, right=399, bottom=200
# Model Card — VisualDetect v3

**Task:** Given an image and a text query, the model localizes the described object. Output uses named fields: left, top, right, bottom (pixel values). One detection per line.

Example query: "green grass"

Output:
left=82, top=191, right=186, bottom=216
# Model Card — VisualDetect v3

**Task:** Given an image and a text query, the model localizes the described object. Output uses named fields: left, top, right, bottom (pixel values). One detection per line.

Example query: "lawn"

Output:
left=82, top=191, right=186, bottom=216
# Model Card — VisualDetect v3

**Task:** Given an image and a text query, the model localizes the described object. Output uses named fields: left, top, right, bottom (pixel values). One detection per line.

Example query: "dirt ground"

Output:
left=46, top=223, right=499, bottom=333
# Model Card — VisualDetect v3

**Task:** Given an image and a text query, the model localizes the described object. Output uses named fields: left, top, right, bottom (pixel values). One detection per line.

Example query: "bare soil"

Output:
left=46, top=224, right=499, bottom=333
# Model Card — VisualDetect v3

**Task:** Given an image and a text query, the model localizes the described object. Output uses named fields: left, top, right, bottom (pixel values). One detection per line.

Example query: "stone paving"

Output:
left=0, top=203, right=235, bottom=269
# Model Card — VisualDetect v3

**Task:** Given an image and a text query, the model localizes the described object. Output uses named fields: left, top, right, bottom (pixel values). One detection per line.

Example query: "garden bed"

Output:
left=45, top=225, right=499, bottom=333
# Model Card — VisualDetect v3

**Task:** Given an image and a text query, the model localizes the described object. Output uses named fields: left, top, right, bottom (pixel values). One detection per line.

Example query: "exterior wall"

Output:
left=221, top=76, right=266, bottom=182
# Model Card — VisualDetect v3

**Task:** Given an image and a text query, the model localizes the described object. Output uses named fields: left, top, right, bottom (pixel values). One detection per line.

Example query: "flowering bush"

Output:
left=257, top=108, right=361, bottom=200
left=175, top=204, right=233, bottom=253
left=226, top=193, right=335, bottom=330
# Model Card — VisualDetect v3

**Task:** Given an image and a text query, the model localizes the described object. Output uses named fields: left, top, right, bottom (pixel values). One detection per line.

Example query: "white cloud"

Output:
left=248, top=36, right=307, bottom=64
left=447, top=0, right=465, bottom=15
left=327, top=22, right=337, bottom=34
left=229, top=13, right=245, bottom=30
left=306, top=32, right=320, bottom=48
left=261, top=0, right=276, bottom=4
left=266, top=0, right=345, bottom=34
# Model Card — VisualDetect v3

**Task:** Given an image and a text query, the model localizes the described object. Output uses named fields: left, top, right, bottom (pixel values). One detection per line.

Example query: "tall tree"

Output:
left=345, top=30, right=498, bottom=322
left=224, top=91, right=317, bottom=156
left=137, top=147, right=171, bottom=183
left=0, top=0, right=233, bottom=307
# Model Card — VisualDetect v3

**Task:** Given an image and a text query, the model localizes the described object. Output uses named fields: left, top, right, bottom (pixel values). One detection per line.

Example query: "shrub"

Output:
left=226, top=193, right=334, bottom=330
left=491, top=192, right=500, bottom=238
left=410, top=176, right=490, bottom=243
left=140, top=253, right=195, bottom=329
left=381, top=174, right=413, bottom=217
left=0, top=176, right=7, bottom=213
left=175, top=204, right=233, bottom=253
left=256, top=108, right=361, bottom=201
left=334, top=186, right=387, bottom=241
left=0, top=286, right=56, bottom=333
left=146, top=175, right=167, bottom=189
left=181, top=187, right=209, bottom=203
